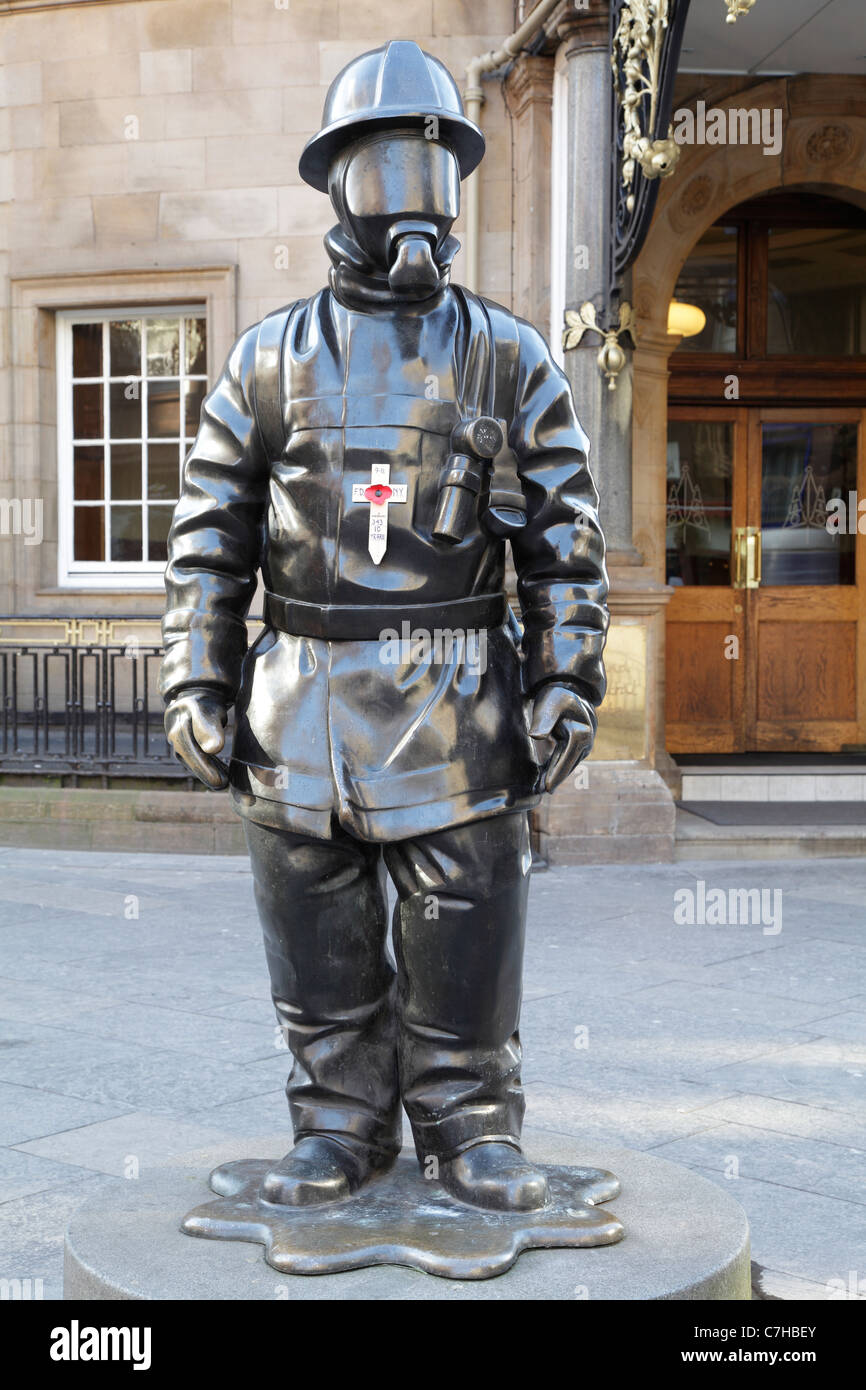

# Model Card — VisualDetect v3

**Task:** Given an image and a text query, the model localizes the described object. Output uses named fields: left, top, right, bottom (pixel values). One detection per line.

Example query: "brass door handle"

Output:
left=733, top=527, right=761, bottom=589
left=746, top=529, right=761, bottom=588
left=733, top=528, right=745, bottom=588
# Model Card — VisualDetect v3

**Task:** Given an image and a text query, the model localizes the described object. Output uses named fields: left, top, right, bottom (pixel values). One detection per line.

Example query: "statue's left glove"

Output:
left=529, top=683, right=596, bottom=794
left=164, top=687, right=230, bottom=790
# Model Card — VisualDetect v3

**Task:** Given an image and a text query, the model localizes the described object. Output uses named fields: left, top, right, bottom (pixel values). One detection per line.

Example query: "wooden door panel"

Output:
left=754, top=721, right=860, bottom=752
left=668, top=621, right=738, bottom=724
left=756, top=589, right=859, bottom=620
left=666, top=596, right=745, bottom=751
left=756, top=621, right=856, bottom=723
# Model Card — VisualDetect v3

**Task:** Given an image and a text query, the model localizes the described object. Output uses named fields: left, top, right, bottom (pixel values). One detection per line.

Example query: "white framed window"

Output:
left=56, top=305, right=207, bottom=589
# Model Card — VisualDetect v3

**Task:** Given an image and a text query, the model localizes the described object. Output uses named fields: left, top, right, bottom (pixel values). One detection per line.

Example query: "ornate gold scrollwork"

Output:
left=725, top=0, right=757, bottom=23
left=611, top=1, right=681, bottom=214
left=563, top=301, right=637, bottom=390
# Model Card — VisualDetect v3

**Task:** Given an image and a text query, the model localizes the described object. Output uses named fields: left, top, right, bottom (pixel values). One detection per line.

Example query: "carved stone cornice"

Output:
left=504, top=55, right=555, bottom=117
left=547, top=0, right=610, bottom=48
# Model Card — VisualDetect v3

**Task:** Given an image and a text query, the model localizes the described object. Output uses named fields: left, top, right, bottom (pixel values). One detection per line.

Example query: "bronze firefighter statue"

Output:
left=161, top=40, right=609, bottom=1217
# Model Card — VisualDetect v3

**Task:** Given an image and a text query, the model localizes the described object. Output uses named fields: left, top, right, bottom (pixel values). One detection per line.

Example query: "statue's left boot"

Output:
left=439, top=1141, right=550, bottom=1212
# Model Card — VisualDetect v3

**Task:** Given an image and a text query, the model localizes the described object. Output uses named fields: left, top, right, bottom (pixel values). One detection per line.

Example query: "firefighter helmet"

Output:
left=299, top=40, right=485, bottom=193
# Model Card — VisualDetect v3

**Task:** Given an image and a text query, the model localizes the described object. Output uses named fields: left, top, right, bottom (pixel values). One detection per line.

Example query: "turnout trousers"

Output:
left=244, top=810, right=532, bottom=1163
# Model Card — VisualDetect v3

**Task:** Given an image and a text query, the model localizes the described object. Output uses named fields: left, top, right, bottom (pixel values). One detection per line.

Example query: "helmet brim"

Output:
left=298, top=109, right=486, bottom=192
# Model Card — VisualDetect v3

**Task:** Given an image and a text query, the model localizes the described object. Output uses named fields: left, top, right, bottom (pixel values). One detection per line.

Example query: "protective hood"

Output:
left=324, top=221, right=461, bottom=312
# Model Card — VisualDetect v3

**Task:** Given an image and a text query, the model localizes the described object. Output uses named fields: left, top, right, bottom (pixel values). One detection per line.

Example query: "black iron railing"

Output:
left=0, top=643, right=181, bottom=776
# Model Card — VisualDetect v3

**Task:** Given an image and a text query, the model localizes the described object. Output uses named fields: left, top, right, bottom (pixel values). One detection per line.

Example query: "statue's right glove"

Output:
left=164, top=688, right=230, bottom=790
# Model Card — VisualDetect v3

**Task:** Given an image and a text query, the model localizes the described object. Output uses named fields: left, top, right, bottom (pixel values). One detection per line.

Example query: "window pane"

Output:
left=72, top=322, right=102, bottom=377
left=146, top=318, right=180, bottom=376
left=110, top=504, right=142, bottom=562
left=761, top=422, right=857, bottom=585
left=65, top=309, right=206, bottom=575
left=185, top=316, right=206, bottom=374
left=147, top=443, right=180, bottom=499
left=110, top=319, right=141, bottom=376
left=147, top=380, right=180, bottom=437
left=666, top=421, right=733, bottom=586
left=673, top=226, right=738, bottom=354
left=74, top=506, right=104, bottom=561
left=110, top=444, right=142, bottom=501
left=183, top=379, right=206, bottom=436
left=73, top=383, right=103, bottom=439
left=767, top=228, right=866, bottom=355
left=109, top=380, right=142, bottom=438
left=147, top=505, right=174, bottom=562
left=74, top=446, right=104, bottom=501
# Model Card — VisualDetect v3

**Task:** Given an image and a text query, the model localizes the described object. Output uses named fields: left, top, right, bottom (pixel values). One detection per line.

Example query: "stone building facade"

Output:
left=2, top=0, right=865, bottom=859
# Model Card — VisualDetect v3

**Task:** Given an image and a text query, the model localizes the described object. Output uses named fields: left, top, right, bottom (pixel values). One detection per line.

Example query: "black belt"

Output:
left=264, top=591, right=507, bottom=641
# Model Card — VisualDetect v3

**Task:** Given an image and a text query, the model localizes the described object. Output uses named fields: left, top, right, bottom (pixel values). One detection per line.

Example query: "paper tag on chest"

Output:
left=350, top=463, right=408, bottom=565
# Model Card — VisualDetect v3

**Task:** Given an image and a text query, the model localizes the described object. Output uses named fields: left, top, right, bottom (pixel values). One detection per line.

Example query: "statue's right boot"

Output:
left=243, top=821, right=403, bottom=1208
left=260, top=1135, right=394, bottom=1207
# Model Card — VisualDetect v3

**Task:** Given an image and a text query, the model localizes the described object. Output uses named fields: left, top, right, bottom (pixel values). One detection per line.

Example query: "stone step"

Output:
left=675, top=805, right=866, bottom=860
left=680, top=770, right=866, bottom=803
left=0, top=785, right=247, bottom=854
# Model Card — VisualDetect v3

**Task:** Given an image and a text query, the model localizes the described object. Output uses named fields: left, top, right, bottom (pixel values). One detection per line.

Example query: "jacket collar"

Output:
left=324, top=223, right=460, bottom=312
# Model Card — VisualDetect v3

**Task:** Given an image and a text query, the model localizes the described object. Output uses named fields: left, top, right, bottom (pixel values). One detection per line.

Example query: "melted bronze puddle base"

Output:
left=182, top=1154, right=623, bottom=1280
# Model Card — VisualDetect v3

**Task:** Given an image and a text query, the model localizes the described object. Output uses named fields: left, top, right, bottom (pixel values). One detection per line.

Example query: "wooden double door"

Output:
left=665, top=406, right=866, bottom=753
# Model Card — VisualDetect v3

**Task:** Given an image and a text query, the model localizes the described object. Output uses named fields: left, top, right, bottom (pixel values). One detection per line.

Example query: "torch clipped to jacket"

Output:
left=432, top=415, right=528, bottom=544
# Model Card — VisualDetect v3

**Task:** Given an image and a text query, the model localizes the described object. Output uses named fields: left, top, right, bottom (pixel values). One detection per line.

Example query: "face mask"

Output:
left=330, top=132, right=460, bottom=295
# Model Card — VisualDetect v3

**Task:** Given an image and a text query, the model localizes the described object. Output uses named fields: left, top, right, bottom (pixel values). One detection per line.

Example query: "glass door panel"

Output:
left=760, top=422, right=857, bottom=586
left=665, top=412, right=746, bottom=754
left=666, top=420, right=734, bottom=587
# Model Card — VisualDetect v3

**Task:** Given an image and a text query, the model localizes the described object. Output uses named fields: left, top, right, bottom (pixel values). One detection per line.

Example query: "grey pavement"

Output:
left=0, top=845, right=864, bottom=1301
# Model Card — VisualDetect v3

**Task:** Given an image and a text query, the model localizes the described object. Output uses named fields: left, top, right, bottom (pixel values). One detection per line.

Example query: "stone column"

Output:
left=558, top=3, right=637, bottom=562
left=533, top=1, right=677, bottom=866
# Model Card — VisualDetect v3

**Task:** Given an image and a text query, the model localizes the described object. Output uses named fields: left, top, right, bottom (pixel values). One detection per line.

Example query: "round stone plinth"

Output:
left=64, top=1130, right=751, bottom=1300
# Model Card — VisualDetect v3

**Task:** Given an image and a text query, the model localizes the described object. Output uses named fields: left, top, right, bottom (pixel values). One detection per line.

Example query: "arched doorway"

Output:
left=665, top=190, right=866, bottom=752
left=629, top=75, right=866, bottom=776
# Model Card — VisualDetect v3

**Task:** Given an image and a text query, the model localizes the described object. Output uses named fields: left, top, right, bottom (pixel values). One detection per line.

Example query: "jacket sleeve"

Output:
left=159, top=324, right=267, bottom=703
left=509, top=319, right=609, bottom=710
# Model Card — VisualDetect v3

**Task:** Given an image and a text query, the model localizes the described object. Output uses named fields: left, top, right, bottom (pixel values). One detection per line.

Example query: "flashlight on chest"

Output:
left=432, top=416, right=505, bottom=545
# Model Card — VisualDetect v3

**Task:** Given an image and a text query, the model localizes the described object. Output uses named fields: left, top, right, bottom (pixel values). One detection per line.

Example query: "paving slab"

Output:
left=0, top=1082, right=129, bottom=1147
left=0, top=1035, right=285, bottom=1115
left=15, top=1111, right=255, bottom=1178
left=621, top=980, right=846, bottom=1030
left=0, top=1146, right=97, bottom=1203
left=58, top=1001, right=280, bottom=1063
left=691, top=1092, right=866, bottom=1148
left=649, top=1122, right=866, bottom=1206
left=521, top=1080, right=722, bottom=1150
left=693, top=1040, right=866, bottom=1117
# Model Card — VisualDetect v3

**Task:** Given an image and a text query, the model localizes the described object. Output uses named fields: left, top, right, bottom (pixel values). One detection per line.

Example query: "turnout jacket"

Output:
left=160, top=276, right=609, bottom=841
